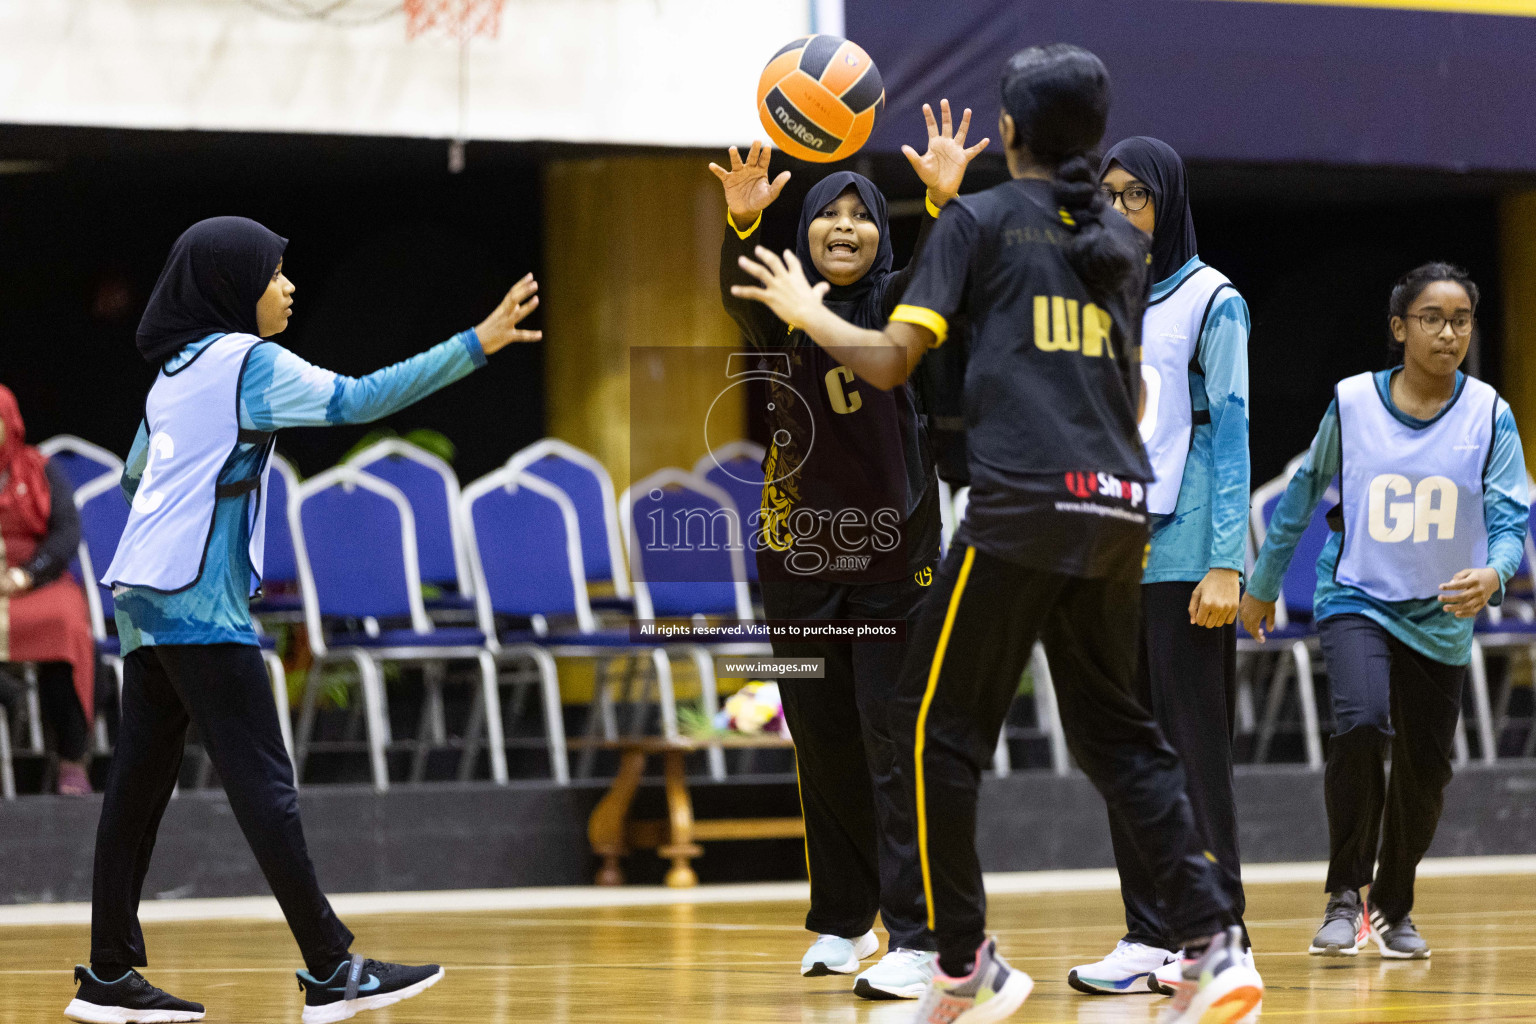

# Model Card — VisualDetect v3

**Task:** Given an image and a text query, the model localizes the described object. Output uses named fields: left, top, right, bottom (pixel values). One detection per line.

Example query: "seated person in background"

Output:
left=0, top=384, right=98, bottom=796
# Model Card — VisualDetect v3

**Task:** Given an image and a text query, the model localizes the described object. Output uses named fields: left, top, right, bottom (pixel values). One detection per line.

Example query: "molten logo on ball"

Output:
left=757, top=34, right=884, bottom=163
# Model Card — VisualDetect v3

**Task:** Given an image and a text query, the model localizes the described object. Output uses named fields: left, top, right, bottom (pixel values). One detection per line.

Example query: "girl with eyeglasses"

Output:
left=1240, top=262, right=1529, bottom=960
left=1068, top=137, right=1253, bottom=998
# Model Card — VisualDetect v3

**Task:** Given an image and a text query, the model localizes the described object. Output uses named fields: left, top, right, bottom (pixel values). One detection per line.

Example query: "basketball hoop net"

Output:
left=403, top=0, right=505, bottom=40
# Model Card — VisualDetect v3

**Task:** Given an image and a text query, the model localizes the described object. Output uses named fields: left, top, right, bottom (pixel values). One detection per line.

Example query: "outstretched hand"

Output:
left=902, top=99, right=989, bottom=208
left=731, top=246, right=829, bottom=329
left=475, top=273, right=542, bottom=355
left=709, top=141, right=791, bottom=231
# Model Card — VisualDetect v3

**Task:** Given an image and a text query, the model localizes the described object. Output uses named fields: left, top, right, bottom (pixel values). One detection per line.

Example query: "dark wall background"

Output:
left=0, top=127, right=545, bottom=485
left=850, top=0, right=1536, bottom=174
left=0, top=125, right=1522, bottom=490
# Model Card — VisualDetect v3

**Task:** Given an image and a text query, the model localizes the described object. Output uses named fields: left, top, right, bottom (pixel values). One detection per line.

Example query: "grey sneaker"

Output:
left=912, top=939, right=1033, bottom=1023
left=1308, top=889, right=1368, bottom=956
left=1369, top=906, right=1430, bottom=959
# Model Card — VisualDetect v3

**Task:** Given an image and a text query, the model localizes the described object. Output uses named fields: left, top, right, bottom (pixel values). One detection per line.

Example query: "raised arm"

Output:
left=713, top=142, right=792, bottom=348
left=880, top=99, right=988, bottom=317
left=732, top=243, right=933, bottom=390
left=732, top=198, right=977, bottom=391
left=241, top=275, right=541, bottom=430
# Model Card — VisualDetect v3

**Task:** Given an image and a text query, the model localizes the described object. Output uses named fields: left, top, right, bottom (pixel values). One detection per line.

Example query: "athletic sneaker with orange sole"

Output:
left=1162, top=927, right=1263, bottom=1024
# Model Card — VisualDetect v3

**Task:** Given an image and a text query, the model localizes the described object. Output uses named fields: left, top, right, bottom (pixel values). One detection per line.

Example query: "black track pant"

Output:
left=1108, top=581, right=1247, bottom=950
left=91, top=644, right=352, bottom=974
left=900, top=545, right=1231, bottom=972
left=1317, top=615, right=1464, bottom=924
left=764, top=572, right=933, bottom=952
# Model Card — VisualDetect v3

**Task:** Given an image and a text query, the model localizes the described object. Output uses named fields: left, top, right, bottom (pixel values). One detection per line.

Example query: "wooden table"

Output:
left=586, top=735, right=804, bottom=887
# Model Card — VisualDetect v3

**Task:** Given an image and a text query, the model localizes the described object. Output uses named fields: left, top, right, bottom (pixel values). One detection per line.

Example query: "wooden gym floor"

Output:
left=3, top=872, right=1534, bottom=1023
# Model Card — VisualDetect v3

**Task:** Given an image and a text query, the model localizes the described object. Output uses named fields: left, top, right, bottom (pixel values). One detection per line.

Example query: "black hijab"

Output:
left=136, top=216, right=288, bottom=364
left=795, top=171, right=893, bottom=325
left=1100, top=136, right=1197, bottom=285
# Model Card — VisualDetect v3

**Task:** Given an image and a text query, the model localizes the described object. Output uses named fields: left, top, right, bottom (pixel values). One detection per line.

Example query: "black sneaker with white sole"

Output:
left=296, top=953, right=444, bottom=1023
left=64, top=966, right=206, bottom=1023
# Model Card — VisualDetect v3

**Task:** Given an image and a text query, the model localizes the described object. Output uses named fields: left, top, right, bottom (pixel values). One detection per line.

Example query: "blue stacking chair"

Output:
left=290, top=466, right=504, bottom=791
left=463, top=468, right=705, bottom=784
left=1246, top=455, right=1329, bottom=768
left=351, top=439, right=475, bottom=614
left=693, top=441, right=765, bottom=584
left=506, top=439, right=632, bottom=611
left=38, top=435, right=123, bottom=493
left=1472, top=480, right=1536, bottom=760
left=250, top=453, right=305, bottom=622
left=621, top=468, right=774, bottom=779
left=73, top=474, right=295, bottom=766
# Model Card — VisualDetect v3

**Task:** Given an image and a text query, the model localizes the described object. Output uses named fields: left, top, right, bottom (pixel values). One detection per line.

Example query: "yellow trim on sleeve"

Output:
left=891, top=304, right=949, bottom=347
left=730, top=207, right=763, bottom=241
left=924, top=193, right=943, bottom=219
left=915, top=544, right=976, bottom=932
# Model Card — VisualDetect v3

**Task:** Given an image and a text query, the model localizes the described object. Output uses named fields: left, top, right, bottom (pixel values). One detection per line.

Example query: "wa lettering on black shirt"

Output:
left=891, top=178, right=1155, bottom=579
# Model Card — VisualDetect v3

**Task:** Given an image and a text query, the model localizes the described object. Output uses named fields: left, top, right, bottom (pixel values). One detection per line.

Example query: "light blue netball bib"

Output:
left=103, top=334, right=274, bottom=594
left=1139, top=264, right=1231, bottom=514
left=1335, top=370, right=1496, bottom=601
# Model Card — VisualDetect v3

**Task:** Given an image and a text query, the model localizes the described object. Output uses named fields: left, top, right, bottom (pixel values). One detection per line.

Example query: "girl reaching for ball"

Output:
left=710, top=100, right=986, bottom=1002
left=1240, top=263, right=1529, bottom=962
left=67, top=216, right=540, bottom=1024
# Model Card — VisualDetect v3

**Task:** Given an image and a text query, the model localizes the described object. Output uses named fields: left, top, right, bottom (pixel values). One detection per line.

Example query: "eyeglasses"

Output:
left=1099, top=185, right=1152, bottom=212
left=1405, top=312, right=1474, bottom=335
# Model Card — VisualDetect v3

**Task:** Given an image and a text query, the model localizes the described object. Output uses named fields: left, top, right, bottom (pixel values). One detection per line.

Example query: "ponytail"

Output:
left=999, top=44, right=1140, bottom=299
left=1052, top=152, right=1142, bottom=299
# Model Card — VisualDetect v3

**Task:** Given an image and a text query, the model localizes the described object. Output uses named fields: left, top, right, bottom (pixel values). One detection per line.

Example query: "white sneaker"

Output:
left=1068, top=940, right=1176, bottom=995
left=1162, top=928, right=1263, bottom=1024
left=801, top=930, right=879, bottom=977
left=854, top=948, right=937, bottom=1000
left=1148, top=953, right=1184, bottom=995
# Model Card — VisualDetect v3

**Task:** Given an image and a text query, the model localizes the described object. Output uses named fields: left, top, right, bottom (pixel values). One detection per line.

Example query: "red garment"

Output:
left=0, top=385, right=50, bottom=537
left=3, top=578, right=96, bottom=727
left=0, top=387, right=94, bottom=724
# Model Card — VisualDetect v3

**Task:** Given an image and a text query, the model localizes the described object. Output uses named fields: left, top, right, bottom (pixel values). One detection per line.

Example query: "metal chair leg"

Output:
left=991, top=727, right=1012, bottom=777
left=339, top=651, right=390, bottom=793
left=527, top=647, right=569, bottom=785
left=23, top=665, right=44, bottom=755
left=650, top=648, right=679, bottom=740
left=0, top=705, right=14, bottom=800
left=1032, top=643, right=1070, bottom=777
left=1254, top=654, right=1288, bottom=764
left=1468, top=640, right=1497, bottom=764
left=477, top=651, right=509, bottom=785
left=294, top=663, right=325, bottom=780
left=262, top=651, right=295, bottom=770
left=1291, top=641, right=1323, bottom=770
left=685, top=646, right=725, bottom=780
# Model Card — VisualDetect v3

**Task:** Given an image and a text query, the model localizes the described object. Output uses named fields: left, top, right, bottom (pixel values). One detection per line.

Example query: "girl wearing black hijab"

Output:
left=1069, top=137, right=1253, bottom=997
left=69, top=216, right=540, bottom=1024
left=711, top=101, right=987, bottom=1001
left=732, top=46, right=1262, bottom=1024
